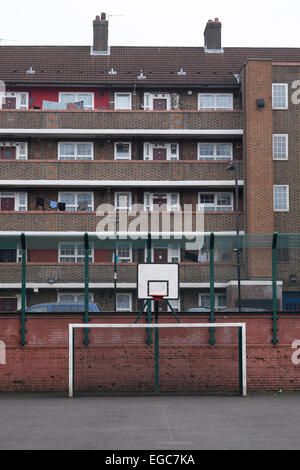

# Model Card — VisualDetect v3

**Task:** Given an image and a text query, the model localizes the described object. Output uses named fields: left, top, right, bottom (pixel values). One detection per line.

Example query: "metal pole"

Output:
left=234, top=161, right=242, bottom=313
left=272, top=233, right=279, bottom=345
left=84, top=233, right=90, bottom=346
left=114, top=246, right=117, bottom=311
left=154, top=300, right=159, bottom=394
left=20, top=233, right=26, bottom=346
left=238, top=327, right=243, bottom=395
left=209, top=233, right=216, bottom=345
left=147, top=233, right=152, bottom=345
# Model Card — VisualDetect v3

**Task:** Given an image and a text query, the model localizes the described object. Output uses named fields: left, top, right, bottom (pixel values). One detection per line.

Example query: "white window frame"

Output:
left=59, top=92, right=94, bottom=110
left=114, top=93, right=132, bottom=110
left=3, top=92, right=29, bottom=110
left=116, top=242, right=133, bottom=263
left=58, top=242, right=94, bottom=263
left=0, top=142, right=28, bottom=160
left=58, top=142, right=94, bottom=161
left=116, top=293, right=132, bottom=312
left=57, top=292, right=95, bottom=303
left=272, top=84, right=288, bottom=110
left=114, top=142, right=132, bottom=160
left=198, top=93, right=233, bottom=111
left=198, top=193, right=234, bottom=212
left=273, top=134, right=289, bottom=160
left=274, top=185, right=289, bottom=212
left=143, top=143, right=179, bottom=161
left=199, top=293, right=227, bottom=309
left=114, top=192, right=132, bottom=211
left=58, top=192, right=94, bottom=211
left=144, top=193, right=180, bottom=211
left=198, top=143, right=233, bottom=161
left=0, top=192, right=27, bottom=211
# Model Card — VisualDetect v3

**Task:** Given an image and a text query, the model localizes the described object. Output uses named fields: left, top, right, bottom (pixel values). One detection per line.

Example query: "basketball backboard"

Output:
left=137, top=263, right=179, bottom=300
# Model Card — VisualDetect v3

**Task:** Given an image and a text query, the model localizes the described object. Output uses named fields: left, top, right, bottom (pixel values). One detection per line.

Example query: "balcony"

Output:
left=0, top=160, right=244, bottom=183
left=0, top=211, right=244, bottom=232
left=0, top=262, right=245, bottom=286
left=0, top=110, right=243, bottom=135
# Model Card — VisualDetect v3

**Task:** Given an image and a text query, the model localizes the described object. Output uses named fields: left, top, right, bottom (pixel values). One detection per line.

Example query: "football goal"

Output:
left=68, top=323, right=247, bottom=397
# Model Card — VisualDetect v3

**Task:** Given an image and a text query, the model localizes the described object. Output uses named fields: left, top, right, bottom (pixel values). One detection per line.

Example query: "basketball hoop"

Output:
left=151, top=295, right=166, bottom=302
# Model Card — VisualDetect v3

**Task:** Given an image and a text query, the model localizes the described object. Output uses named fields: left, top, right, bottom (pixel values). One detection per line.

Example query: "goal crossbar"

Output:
left=68, top=323, right=247, bottom=397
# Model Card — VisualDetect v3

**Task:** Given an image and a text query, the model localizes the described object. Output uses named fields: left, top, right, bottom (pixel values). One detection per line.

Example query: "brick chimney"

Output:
left=204, top=18, right=223, bottom=52
left=93, top=13, right=109, bottom=54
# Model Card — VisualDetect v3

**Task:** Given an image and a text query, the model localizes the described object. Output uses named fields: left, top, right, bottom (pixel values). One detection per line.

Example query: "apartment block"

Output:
left=0, top=15, right=299, bottom=312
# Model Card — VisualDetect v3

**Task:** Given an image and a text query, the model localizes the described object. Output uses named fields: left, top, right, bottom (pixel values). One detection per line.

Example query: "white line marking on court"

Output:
left=162, top=407, right=174, bottom=442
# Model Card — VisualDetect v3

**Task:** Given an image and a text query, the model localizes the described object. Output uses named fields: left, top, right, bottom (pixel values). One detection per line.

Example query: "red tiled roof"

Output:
left=1, top=46, right=300, bottom=85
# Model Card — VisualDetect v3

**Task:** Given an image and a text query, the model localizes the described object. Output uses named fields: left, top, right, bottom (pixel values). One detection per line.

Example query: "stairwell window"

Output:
left=274, top=185, right=289, bottom=211
left=198, top=193, right=233, bottom=212
left=114, top=93, right=132, bottom=110
left=198, top=94, right=233, bottom=110
left=198, top=143, right=232, bottom=161
left=272, top=84, right=288, bottom=109
left=273, top=135, right=288, bottom=160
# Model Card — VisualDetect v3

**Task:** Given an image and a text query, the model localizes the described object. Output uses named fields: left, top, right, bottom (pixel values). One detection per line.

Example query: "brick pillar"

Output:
left=242, top=59, right=274, bottom=278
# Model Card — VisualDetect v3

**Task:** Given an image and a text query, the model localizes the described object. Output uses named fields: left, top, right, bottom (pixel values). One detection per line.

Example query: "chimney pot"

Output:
left=215, top=18, right=219, bottom=22
left=101, top=12, right=106, bottom=20
left=95, top=15, right=100, bottom=20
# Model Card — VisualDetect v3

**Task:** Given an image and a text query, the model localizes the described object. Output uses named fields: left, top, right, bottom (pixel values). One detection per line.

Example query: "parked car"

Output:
left=220, top=308, right=268, bottom=313
left=186, top=307, right=211, bottom=313
left=26, top=303, right=101, bottom=313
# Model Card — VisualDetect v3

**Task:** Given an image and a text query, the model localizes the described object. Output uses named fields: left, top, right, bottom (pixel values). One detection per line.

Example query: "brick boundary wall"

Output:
left=0, top=315, right=299, bottom=393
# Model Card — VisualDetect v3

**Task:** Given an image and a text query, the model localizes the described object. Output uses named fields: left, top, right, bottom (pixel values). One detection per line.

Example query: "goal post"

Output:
left=68, top=323, right=247, bottom=398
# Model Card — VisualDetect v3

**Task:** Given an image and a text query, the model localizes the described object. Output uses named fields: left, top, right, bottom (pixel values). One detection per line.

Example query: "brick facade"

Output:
left=0, top=315, right=299, bottom=393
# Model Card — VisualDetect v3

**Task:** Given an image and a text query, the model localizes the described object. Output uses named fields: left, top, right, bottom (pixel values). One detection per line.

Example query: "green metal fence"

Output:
left=0, top=232, right=299, bottom=346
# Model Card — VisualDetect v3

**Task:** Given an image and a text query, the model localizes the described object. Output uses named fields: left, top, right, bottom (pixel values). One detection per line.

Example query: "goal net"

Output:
left=69, top=323, right=247, bottom=397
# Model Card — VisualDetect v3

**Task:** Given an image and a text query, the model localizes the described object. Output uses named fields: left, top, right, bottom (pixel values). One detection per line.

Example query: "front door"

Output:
left=1, top=197, right=15, bottom=211
left=153, top=196, right=167, bottom=211
left=0, top=147, right=16, bottom=160
left=2, top=97, right=16, bottom=109
left=157, top=300, right=168, bottom=312
left=154, top=248, right=168, bottom=263
left=153, top=99, right=167, bottom=110
left=153, top=149, right=167, bottom=161
left=0, top=298, right=18, bottom=312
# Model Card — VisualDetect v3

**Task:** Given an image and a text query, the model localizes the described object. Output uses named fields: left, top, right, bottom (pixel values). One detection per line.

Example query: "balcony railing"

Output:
left=0, top=109, right=244, bottom=131
left=0, top=160, right=244, bottom=182
left=0, top=262, right=245, bottom=285
left=0, top=211, right=244, bottom=232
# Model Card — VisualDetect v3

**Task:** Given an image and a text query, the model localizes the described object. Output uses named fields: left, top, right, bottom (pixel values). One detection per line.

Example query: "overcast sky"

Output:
left=1, top=0, right=300, bottom=48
